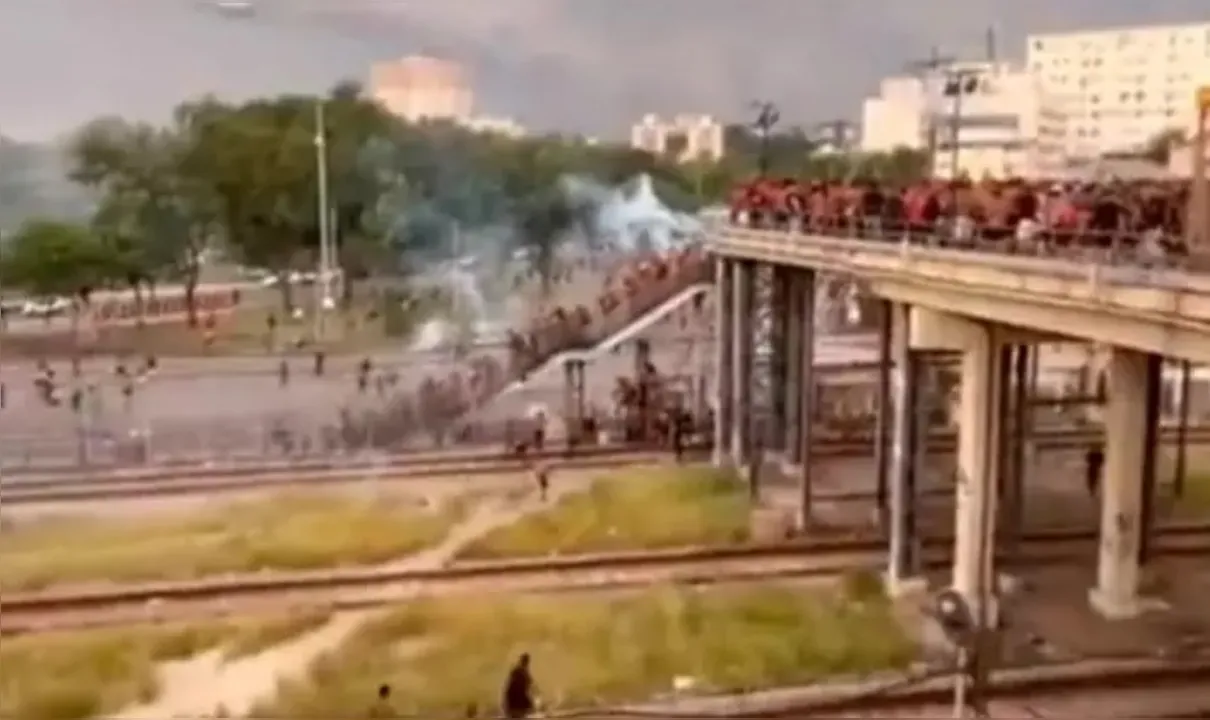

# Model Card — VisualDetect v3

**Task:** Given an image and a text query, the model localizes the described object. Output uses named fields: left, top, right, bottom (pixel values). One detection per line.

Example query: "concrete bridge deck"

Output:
left=711, top=227, right=1210, bottom=363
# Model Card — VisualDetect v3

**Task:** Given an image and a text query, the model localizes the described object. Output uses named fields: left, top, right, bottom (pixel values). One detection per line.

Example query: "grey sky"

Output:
left=1, top=0, right=1208, bottom=142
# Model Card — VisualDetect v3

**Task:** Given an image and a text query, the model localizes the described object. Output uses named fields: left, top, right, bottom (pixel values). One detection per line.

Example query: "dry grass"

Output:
left=456, top=465, right=751, bottom=560
left=0, top=611, right=338, bottom=720
left=221, top=610, right=334, bottom=661
left=0, top=491, right=465, bottom=591
left=256, top=582, right=915, bottom=717
left=0, top=622, right=231, bottom=720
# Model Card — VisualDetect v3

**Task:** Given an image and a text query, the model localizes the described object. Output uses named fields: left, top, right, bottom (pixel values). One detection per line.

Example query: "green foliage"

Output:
left=0, top=219, right=115, bottom=299
left=5, top=85, right=929, bottom=326
left=457, top=465, right=751, bottom=560
left=258, top=584, right=915, bottom=716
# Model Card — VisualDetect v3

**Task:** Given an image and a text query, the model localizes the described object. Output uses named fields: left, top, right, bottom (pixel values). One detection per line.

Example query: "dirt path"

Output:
left=100, top=472, right=597, bottom=719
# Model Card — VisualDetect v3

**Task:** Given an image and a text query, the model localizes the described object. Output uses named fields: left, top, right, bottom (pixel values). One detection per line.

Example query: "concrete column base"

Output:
left=882, top=572, right=929, bottom=599
left=1087, top=588, right=1169, bottom=620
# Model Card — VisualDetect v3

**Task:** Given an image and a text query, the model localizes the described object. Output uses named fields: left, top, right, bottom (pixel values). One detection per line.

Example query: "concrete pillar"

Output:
left=1089, top=347, right=1148, bottom=619
left=798, top=269, right=817, bottom=529
left=731, top=261, right=755, bottom=467
left=783, top=273, right=805, bottom=464
left=953, top=321, right=1004, bottom=622
left=887, top=302, right=922, bottom=592
left=712, top=259, right=734, bottom=466
left=768, top=268, right=791, bottom=454
left=873, top=299, right=893, bottom=523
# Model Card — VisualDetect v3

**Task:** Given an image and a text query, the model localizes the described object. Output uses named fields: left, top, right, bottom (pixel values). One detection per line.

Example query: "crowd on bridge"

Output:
left=318, top=245, right=712, bottom=455
left=729, top=176, right=1195, bottom=259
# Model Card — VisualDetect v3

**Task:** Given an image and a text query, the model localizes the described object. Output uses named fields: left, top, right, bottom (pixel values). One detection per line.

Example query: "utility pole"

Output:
left=905, top=47, right=955, bottom=178
left=942, top=67, right=984, bottom=182
left=750, top=101, right=781, bottom=177
left=313, top=100, right=334, bottom=343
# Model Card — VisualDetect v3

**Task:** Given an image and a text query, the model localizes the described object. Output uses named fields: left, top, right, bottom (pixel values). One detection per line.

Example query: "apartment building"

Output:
left=630, top=114, right=726, bottom=163
left=1027, top=22, right=1210, bottom=157
left=861, top=61, right=1068, bottom=179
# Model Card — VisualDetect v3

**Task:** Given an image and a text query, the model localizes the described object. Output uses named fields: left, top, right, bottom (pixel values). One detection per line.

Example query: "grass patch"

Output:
left=0, top=622, right=230, bottom=720
left=257, top=582, right=915, bottom=717
left=0, top=611, right=339, bottom=720
left=457, top=465, right=750, bottom=560
left=222, top=610, right=334, bottom=661
left=0, top=491, right=465, bottom=591
left=1178, top=471, right=1210, bottom=511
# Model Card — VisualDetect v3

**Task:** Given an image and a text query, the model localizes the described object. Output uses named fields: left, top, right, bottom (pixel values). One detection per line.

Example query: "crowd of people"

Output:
left=729, top=176, right=1196, bottom=259
left=329, top=245, right=712, bottom=454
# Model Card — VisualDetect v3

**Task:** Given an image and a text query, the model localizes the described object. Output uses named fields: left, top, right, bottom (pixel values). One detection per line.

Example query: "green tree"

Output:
left=0, top=219, right=118, bottom=342
left=68, top=114, right=216, bottom=327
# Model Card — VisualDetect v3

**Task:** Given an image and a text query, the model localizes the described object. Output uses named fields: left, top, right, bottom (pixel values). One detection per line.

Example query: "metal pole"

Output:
left=1138, top=353, right=1162, bottom=566
left=889, top=302, right=918, bottom=582
left=1007, top=346, right=1029, bottom=559
left=1174, top=360, right=1191, bottom=498
left=948, top=74, right=965, bottom=181
left=799, top=270, right=818, bottom=528
left=313, top=100, right=332, bottom=343
left=873, top=300, right=893, bottom=522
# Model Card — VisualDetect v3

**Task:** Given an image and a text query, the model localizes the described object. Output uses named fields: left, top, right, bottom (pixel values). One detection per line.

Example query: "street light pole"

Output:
left=314, top=100, right=334, bottom=343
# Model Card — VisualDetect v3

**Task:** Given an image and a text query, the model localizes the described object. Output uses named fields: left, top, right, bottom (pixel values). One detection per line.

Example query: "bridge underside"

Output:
left=714, top=256, right=1172, bottom=623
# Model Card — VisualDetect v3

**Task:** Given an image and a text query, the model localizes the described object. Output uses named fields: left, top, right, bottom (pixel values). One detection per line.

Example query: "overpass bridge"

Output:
left=708, top=224, right=1210, bottom=623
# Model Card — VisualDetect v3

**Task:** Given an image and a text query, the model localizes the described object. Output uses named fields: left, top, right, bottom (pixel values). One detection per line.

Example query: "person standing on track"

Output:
left=532, top=462, right=550, bottom=502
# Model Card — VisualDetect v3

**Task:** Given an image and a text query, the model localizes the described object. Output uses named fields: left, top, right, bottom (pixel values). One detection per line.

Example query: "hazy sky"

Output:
left=1, top=0, right=1208, bottom=142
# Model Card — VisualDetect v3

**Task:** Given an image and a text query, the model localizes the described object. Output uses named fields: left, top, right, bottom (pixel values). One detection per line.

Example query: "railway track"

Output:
left=5, top=523, right=1210, bottom=634
left=736, top=655, right=1210, bottom=717
left=3, top=425, right=1208, bottom=505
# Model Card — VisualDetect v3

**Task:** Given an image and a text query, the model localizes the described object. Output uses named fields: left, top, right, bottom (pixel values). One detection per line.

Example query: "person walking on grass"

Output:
left=368, top=683, right=394, bottom=718
left=503, top=653, right=537, bottom=718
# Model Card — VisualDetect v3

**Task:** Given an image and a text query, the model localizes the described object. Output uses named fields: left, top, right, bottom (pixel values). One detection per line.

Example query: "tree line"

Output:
left=0, top=81, right=928, bottom=323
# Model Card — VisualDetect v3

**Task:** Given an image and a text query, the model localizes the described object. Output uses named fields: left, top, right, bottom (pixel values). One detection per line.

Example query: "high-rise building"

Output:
left=370, top=55, right=474, bottom=123
left=630, top=114, right=725, bottom=163
left=861, top=61, right=1068, bottom=179
left=1027, top=22, right=1210, bottom=157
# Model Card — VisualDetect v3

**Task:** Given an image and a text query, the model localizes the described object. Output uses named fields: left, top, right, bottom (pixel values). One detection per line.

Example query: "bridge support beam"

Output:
left=886, top=301, right=923, bottom=594
left=712, top=259, right=734, bottom=466
left=768, top=268, right=792, bottom=455
left=952, top=318, right=1005, bottom=624
left=798, top=269, right=818, bottom=529
left=1089, top=347, right=1166, bottom=619
left=783, top=272, right=805, bottom=465
left=731, top=260, right=756, bottom=469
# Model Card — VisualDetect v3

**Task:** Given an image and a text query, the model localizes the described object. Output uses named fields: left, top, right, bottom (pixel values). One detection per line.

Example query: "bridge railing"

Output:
left=715, top=214, right=1197, bottom=271
left=712, top=221, right=1210, bottom=295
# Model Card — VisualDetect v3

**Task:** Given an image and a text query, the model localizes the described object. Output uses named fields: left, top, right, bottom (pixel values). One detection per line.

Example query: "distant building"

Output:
left=630, top=114, right=725, bottom=163
left=861, top=61, right=1067, bottom=180
left=1027, top=21, right=1210, bottom=157
left=463, top=115, right=527, bottom=138
left=370, top=55, right=474, bottom=123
